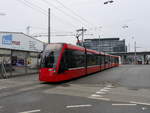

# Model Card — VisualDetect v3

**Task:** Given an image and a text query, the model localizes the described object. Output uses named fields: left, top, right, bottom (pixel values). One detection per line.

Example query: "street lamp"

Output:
left=0, top=13, right=6, bottom=16
left=122, top=25, right=129, bottom=29
left=98, top=26, right=102, bottom=52
left=131, top=37, right=137, bottom=64
left=104, top=0, right=114, bottom=4
left=134, top=41, right=137, bottom=64
left=98, top=35, right=101, bottom=52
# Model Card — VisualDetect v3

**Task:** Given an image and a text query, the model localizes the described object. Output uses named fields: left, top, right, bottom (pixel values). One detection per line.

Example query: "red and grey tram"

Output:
left=39, top=43, right=119, bottom=82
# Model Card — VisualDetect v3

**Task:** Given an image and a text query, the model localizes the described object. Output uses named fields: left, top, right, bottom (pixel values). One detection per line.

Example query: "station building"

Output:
left=0, top=32, right=44, bottom=78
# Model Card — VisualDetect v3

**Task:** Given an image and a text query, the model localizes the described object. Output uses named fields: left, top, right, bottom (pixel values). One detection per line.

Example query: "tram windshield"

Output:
left=40, top=44, right=62, bottom=68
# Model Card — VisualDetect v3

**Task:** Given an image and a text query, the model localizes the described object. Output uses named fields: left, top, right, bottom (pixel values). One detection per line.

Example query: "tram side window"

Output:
left=114, top=57, right=119, bottom=64
left=112, top=57, right=114, bottom=64
left=96, top=55, right=99, bottom=65
left=114, top=58, right=116, bottom=63
left=99, top=55, right=102, bottom=65
left=113, top=57, right=115, bottom=63
left=106, top=56, right=110, bottom=64
left=87, top=52, right=98, bottom=66
left=115, top=58, right=117, bottom=63
left=101, top=55, right=104, bottom=65
left=105, top=56, right=108, bottom=64
left=108, top=56, right=110, bottom=64
left=116, top=57, right=119, bottom=63
left=65, top=49, right=85, bottom=68
left=108, top=56, right=111, bottom=64
left=109, top=56, right=111, bottom=64
left=110, top=57, right=113, bottom=64
left=109, top=56, right=110, bottom=64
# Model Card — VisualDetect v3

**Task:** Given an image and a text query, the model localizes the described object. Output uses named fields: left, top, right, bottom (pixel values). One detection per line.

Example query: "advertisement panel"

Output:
left=0, top=32, right=43, bottom=52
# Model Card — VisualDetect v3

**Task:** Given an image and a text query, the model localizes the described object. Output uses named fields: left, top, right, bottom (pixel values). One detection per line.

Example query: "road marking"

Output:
left=18, top=85, right=42, bottom=92
left=91, top=94, right=103, bottom=97
left=142, top=107, right=147, bottom=110
left=96, top=91, right=106, bottom=94
left=130, top=101, right=150, bottom=106
left=106, top=85, right=114, bottom=88
left=100, top=89, right=109, bottom=92
left=19, top=109, right=41, bottom=113
left=112, top=103, right=137, bottom=106
left=89, top=97, right=110, bottom=101
left=0, top=87, right=7, bottom=90
left=66, top=104, right=92, bottom=108
left=103, top=87, right=112, bottom=90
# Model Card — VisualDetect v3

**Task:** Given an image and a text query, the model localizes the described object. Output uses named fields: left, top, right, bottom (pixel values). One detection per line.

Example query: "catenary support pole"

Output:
left=48, top=8, right=51, bottom=44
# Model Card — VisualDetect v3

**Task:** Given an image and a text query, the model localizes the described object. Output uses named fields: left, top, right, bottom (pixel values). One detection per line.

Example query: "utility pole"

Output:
left=81, top=27, right=84, bottom=47
left=99, top=35, right=101, bottom=52
left=48, top=8, right=51, bottom=44
left=134, top=41, right=137, bottom=64
left=76, top=27, right=87, bottom=47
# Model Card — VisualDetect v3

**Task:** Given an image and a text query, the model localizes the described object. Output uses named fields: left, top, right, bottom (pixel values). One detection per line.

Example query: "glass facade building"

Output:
left=82, top=38, right=127, bottom=53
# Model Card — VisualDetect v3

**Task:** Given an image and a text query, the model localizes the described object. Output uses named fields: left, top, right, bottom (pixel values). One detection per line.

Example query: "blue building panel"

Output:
left=2, top=35, right=12, bottom=45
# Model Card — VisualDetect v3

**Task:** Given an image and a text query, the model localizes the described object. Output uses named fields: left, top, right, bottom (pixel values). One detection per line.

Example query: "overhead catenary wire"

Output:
left=16, top=0, right=77, bottom=28
left=40, top=0, right=89, bottom=27
left=53, top=0, right=96, bottom=27
left=23, top=0, right=48, bottom=14
left=16, top=0, right=99, bottom=38
left=23, top=0, right=77, bottom=28
left=16, top=0, right=48, bottom=16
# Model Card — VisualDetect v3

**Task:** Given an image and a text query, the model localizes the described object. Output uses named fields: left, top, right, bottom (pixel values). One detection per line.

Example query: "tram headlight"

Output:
left=48, top=69, right=53, bottom=71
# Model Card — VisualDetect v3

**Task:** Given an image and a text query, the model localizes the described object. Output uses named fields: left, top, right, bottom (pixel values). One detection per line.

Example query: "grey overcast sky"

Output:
left=0, top=0, right=150, bottom=52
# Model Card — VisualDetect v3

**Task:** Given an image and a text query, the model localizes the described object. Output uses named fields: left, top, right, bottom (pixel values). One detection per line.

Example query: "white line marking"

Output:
left=112, top=103, right=137, bottom=106
left=66, top=104, right=92, bottom=108
left=96, top=91, right=106, bottom=94
left=19, top=109, right=41, bottom=113
left=18, top=85, right=42, bottom=92
left=130, top=101, right=150, bottom=106
left=142, top=107, right=147, bottom=110
left=100, top=89, right=109, bottom=92
left=103, top=87, right=112, bottom=90
left=0, top=87, right=7, bottom=90
left=89, top=97, right=110, bottom=101
left=107, top=85, right=114, bottom=88
left=91, top=94, right=103, bottom=97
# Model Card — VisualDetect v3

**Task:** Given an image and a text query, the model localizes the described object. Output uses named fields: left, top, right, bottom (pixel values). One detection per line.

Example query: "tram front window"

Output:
left=41, top=44, right=62, bottom=68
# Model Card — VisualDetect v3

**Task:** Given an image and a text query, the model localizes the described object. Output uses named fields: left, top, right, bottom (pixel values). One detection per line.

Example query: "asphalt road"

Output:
left=0, top=65, right=150, bottom=113
left=69, top=65, right=150, bottom=89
